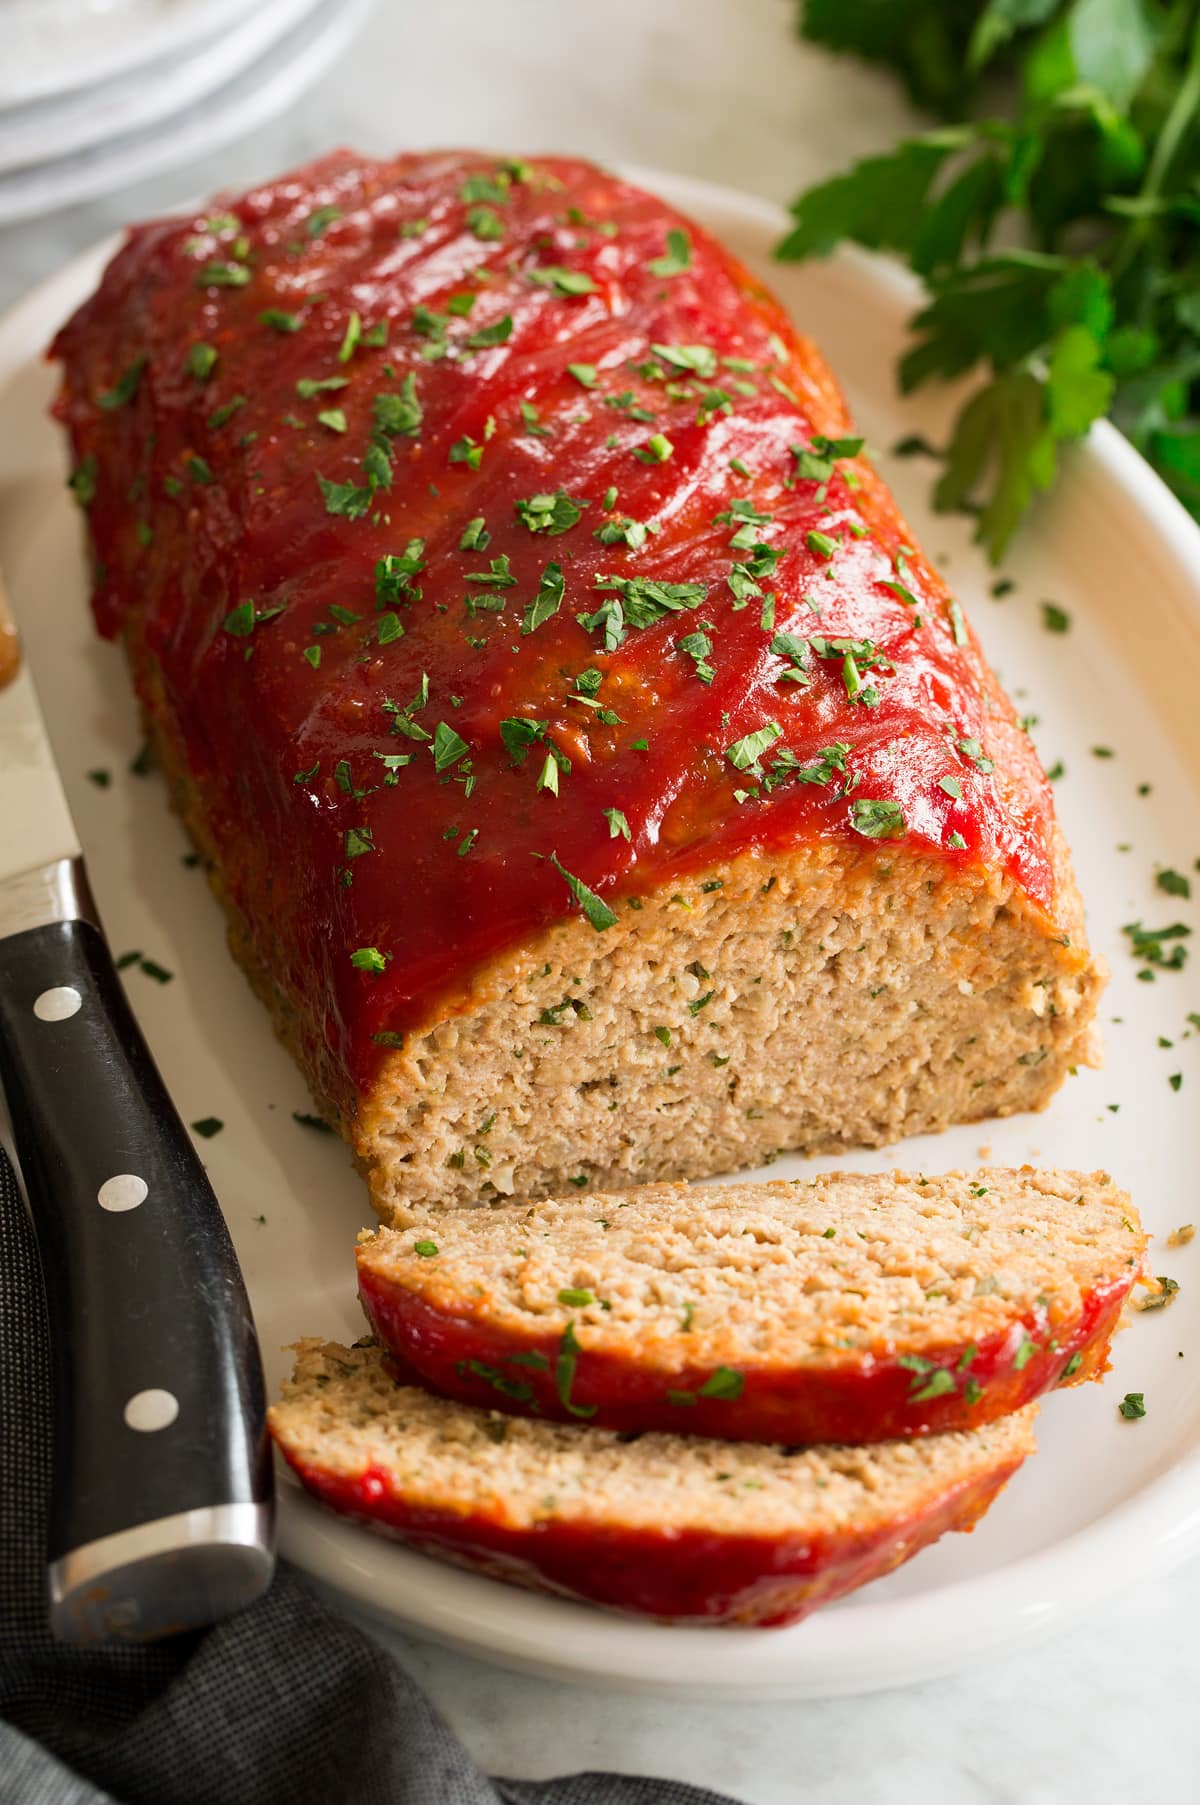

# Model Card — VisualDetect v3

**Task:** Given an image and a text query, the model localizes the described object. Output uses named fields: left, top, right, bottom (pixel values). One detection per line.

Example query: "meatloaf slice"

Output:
left=270, top=1339, right=1036, bottom=1626
left=357, top=1168, right=1145, bottom=1443
left=50, top=150, right=1104, bottom=1217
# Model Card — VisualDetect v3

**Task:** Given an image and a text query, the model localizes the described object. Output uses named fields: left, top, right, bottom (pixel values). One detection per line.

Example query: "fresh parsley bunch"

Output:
left=780, top=0, right=1200, bottom=559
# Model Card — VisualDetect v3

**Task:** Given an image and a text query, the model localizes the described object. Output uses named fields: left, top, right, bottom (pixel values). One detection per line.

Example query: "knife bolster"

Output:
left=0, top=854, right=99, bottom=940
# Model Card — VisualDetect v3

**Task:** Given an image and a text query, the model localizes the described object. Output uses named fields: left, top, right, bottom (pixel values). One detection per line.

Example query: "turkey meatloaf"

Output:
left=358, top=1168, right=1146, bottom=1443
left=50, top=150, right=1104, bottom=1218
left=269, top=1338, right=1037, bottom=1626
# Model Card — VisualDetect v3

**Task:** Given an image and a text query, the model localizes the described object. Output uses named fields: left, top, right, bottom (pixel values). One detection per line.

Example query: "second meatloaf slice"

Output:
left=358, top=1168, right=1146, bottom=1442
left=50, top=150, right=1104, bottom=1217
left=270, top=1338, right=1037, bottom=1626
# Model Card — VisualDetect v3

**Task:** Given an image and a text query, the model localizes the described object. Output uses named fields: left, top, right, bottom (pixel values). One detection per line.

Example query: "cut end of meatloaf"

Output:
left=357, top=842, right=1103, bottom=1218
left=269, top=1339, right=1037, bottom=1625
left=357, top=1168, right=1145, bottom=1443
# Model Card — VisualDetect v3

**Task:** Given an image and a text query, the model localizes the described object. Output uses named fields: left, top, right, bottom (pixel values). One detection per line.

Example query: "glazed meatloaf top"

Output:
left=51, top=150, right=1063, bottom=1091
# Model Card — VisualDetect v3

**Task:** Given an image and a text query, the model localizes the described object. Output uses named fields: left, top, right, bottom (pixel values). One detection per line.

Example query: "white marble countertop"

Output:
left=2, top=2, right=1196, bottom=1797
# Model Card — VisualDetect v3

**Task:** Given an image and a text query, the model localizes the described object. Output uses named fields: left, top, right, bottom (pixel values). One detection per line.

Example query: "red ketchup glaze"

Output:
left=50, top=150, right=1059, bottom=1094
left=358, top=1262, right=1135, bottom=1444
left=274, top=1442, right=1022, bottom=1626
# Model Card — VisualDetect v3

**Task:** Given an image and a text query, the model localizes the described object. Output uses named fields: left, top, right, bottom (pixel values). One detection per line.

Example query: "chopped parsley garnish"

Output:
left=461, top=171, right=510, bottom=205
left=68, top=457, right=97, bottom=507
left=515, top=490, right=586, bottom=535
left=790, top=434, right=864, bottom=482
left=305, top=204, right=342, bottom=238
left=221, top=599, right=284, bottom=638
left=413, top=1240, right=439, bottom=1257
left=529, top=265, right=597, bottom=296
left=1140, top=1275, right=1180, bottom=1312
left=558, top=1288, right=594, bottom=1308
left=466, top=314, right=514, bottom=349
left=317, top=408, right=347, bottom=433
left=1041, top=601, right=1071, bottom=634
left=650, top=341, right=718, bottom=379
left=460, top=516, right=489, bottom=550
left=604, top=807, right=631, bottom=841
left=567, top=362, right=598, bottom=388
left=259, top=309, right=303, bottom=333
left=521, top=562, right=565, bottom=635
left=634, top=432, right=674, bottom=463
left=594, top=516, right=649, bottom=550
left=296, top=375, right=350, bottom=398
left=350, top=946, right=390, bottom=973
left=190, top=1117, right=224, bottom=1138
left=959, top=736, right=994, bottom=774
left=337, top=310, right=363, bottom=363
left=373, top=374, right=422, bottom=437
left=500, top=717, right=549, bottom=765
left=432, top=721, right=470, bottom=772
left=467, top=204, right=505, bottom=240
left=449, top=434, right=484, bottom=469
left=909, top=1368, right=957, bottom=1403
left=1119, top=1391, right=1146, bottom=1420
left=1123, top=920, right=1190, bottom=974
left=1157, top=868, right=1191, bottom=899
left=467, top=554, right=515, bottom=588
left=196, top=261, right=252, bottom=289
left=547, top=853, right=618, bottom=931
left=186, top=342, right=218, bottom=380
left=647, top=228, right=692, bottom=277
left=344, top=827, right=376, bottom=859
left=806, top=528, right=838, bottom=559
left=292, top=1112, right=334, bottom=1132
left=726, top=723, right=783, bottom=771
left=555, top=1320, right=597, bottom=1417
left=376, top=539, right=425, bottom=604
left=677, top=629, right=715, bottom=684
left=850, top=797, right=906, bottom=839
left=208, top=394, right=247, bottom=429
left=699, top=1366, right=744, bottom=1401
left=97, top=357, right=147, bottom=410
left=577, top=575, right=705, bottom=651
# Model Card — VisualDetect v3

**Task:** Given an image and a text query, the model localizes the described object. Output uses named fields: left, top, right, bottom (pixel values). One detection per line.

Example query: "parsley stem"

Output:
left=1112, top=18, right=1200, bottom=282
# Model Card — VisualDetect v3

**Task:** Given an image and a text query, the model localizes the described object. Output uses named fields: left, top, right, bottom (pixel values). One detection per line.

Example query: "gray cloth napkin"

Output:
left=0, top=1147, right=736, bottom=1805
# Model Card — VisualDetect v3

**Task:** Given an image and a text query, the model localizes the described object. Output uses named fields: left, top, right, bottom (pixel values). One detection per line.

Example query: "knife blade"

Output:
left=0, top=599, right=274, bottom=1644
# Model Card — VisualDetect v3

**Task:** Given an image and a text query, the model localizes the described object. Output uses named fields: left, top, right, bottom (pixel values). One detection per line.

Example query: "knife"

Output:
left=0, top=614, right=274, bottom=1644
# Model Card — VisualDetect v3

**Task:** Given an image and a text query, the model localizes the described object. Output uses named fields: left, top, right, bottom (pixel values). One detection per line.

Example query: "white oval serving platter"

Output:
left=0, top=168, right=1198, bottom=1698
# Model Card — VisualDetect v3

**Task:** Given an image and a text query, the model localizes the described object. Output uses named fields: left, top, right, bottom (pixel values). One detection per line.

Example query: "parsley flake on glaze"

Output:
left=850, top=797, right=907, bottom=840
left=547, top=854, right=618, bottom=932
left=515, top=490, right=588, bottom=535
left=647, top=228, right=692, bottom=277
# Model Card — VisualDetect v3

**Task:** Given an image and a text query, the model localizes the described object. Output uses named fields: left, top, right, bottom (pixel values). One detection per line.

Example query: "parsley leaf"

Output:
left=648, top=228, right=693, bottom=277
left=547, top=853, right=618, bottom=931
left=780, top=12, right=1200, bottom=555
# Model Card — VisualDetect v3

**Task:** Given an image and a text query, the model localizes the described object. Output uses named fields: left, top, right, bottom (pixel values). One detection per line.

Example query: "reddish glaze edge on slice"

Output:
left=357, top=1259, right=1135, bottom=1443
left=274, top=1442, right=1026, bottom=1626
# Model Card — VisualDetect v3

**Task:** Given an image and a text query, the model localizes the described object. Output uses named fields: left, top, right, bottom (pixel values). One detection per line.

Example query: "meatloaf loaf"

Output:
left=357, top=1168, right=1146, bottom=1443
left=50, top=150, right=1104, bottom=1217
left=270, top=1338, right=1037, bottom=1626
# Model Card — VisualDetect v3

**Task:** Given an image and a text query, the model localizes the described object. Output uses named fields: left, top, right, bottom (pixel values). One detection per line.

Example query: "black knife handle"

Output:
left=0, top=903, right=273, bottom=1643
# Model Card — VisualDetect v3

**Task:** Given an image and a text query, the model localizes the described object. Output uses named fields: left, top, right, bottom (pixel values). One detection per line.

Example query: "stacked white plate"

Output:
left=0, top=0, right=371, bottom=225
